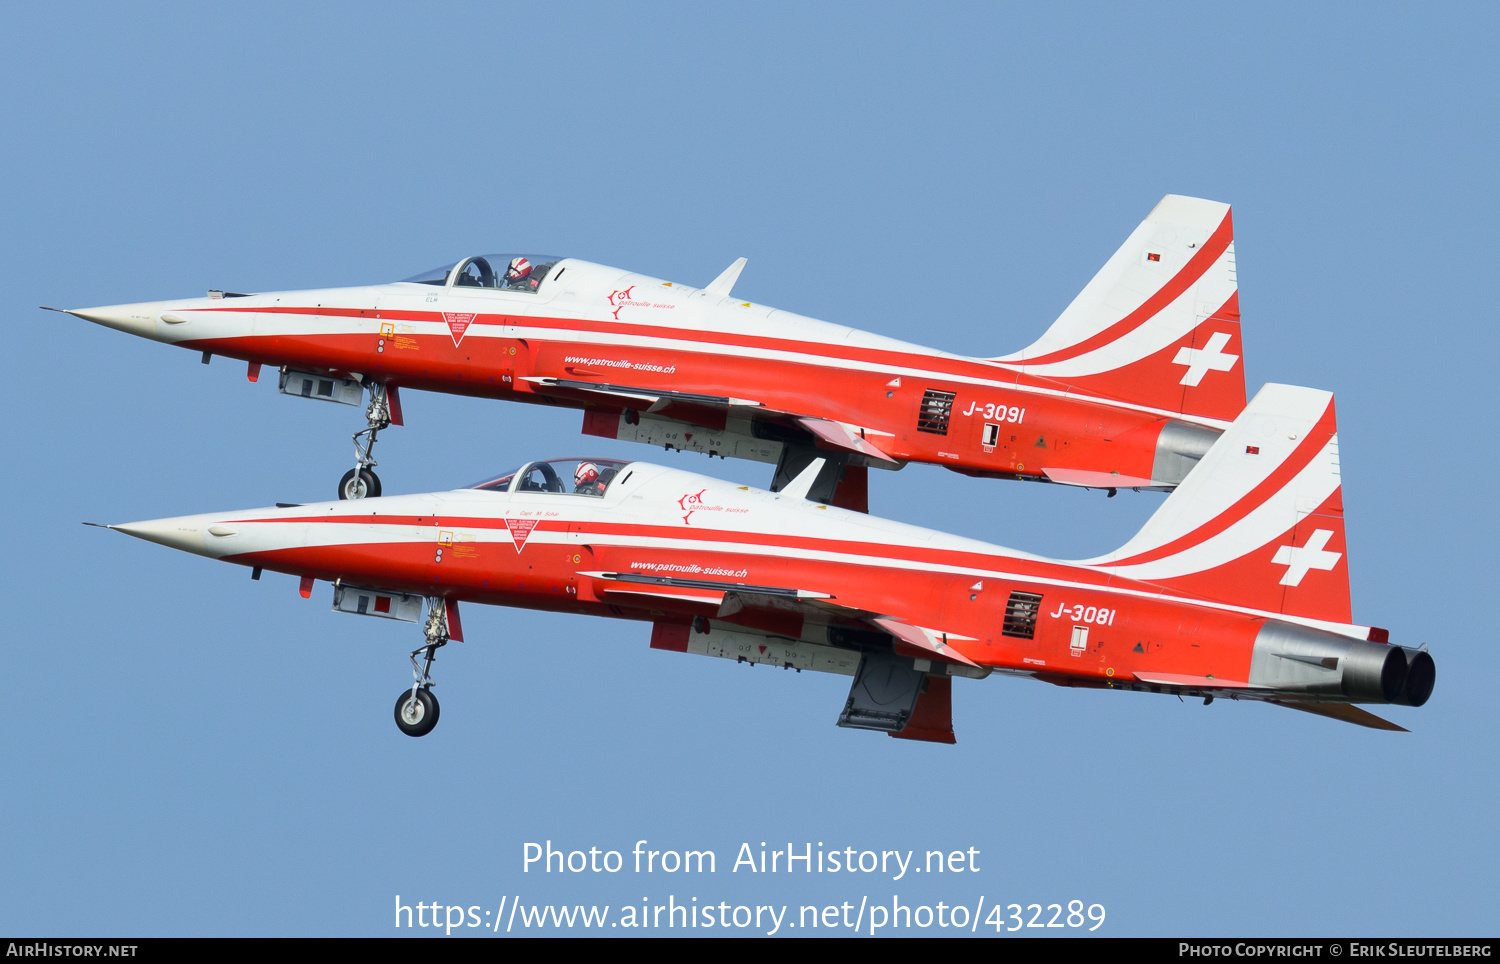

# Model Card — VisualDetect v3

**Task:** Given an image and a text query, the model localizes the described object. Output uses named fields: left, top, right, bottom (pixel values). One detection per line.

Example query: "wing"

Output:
left=530, top=376, right=899, bottom=465
left=578, top=570, right=978, bottom=668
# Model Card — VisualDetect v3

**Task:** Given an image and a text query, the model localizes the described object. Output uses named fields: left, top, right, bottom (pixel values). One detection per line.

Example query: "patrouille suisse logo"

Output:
left=607, top=286, right=636, bottom=321
left=678, top=489, right=706, bottom=525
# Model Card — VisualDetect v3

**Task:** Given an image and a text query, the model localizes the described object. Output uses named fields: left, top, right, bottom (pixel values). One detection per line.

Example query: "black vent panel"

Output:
left=917, top=389, right=956, bottom=435
left=1002, top=591, right=1043, bottom=639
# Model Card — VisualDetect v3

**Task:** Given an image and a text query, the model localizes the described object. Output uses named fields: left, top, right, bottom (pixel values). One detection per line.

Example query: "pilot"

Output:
left=503, top=257, right=542, bottom=292
left=574, top=462, right=609, bottom=496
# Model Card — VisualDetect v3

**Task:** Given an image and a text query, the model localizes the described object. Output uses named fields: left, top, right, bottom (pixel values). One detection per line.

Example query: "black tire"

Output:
left=394, top=687, right=440, bottom=737
left=338, top=467, right=382, bottom=500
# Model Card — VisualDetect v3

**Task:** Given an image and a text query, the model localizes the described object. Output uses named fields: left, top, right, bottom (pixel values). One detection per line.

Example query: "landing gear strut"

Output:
left=340, top=381, right=391, bottom=500
left=394, top=598, right=449, bottom=737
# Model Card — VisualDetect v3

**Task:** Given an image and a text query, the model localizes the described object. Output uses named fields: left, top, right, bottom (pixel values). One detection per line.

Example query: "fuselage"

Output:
left=116, top=458, right=1402, bottom=703
left=72, top=256, right=1229, bottom=490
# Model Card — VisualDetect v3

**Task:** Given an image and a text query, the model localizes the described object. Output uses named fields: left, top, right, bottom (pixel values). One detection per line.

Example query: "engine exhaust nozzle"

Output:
left=1392, top=647, right=1435, bottom=707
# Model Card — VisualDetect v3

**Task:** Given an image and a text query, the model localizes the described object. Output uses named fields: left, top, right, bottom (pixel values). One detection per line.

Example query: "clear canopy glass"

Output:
left=469, top=458, right=631, bottom=498
left=399, top=254, right=563, bottom=292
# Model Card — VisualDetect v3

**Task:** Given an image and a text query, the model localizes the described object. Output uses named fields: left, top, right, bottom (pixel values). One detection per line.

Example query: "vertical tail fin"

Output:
left=997, top=195, right=1245, bottom=422
left=1086, top=384, right=1351, bottom=623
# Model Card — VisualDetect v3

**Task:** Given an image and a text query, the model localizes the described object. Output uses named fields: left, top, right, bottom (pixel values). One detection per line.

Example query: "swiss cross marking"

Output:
left=1272, top=528, right=1342, bottom=587
left=1172, top=331, right=1239, bottom=386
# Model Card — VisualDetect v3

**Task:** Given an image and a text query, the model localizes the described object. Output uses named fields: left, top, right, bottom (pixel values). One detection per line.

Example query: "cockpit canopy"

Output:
left=399, top=253, right=564, bottom=293
left=469, top=458, right=632, bottom=498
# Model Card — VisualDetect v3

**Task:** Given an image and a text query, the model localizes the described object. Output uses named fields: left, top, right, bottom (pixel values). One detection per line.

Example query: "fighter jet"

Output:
left=57, top=195, right=1245, bottom=509
left=98, top=384, right=1432, bottom=740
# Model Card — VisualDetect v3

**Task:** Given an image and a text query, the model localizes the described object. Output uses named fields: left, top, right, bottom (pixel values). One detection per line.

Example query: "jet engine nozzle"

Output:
left=1151, top=419, right=1222, bottom=487
left=1250, top=621, right=1409, bottom=703
left=1391, top=646, right=1435, bottom=707
left=1339, top=639, right=1408, bottom=704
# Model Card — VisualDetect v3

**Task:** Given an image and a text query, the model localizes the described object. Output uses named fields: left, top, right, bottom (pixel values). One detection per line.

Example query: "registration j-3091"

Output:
left=960, top=401, right=1026, bottom=423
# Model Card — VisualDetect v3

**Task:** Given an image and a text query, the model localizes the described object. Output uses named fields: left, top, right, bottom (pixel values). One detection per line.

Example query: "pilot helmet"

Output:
left=575, top=462, right=601, bottom=486
left=507, top=257, right=532, bottom=281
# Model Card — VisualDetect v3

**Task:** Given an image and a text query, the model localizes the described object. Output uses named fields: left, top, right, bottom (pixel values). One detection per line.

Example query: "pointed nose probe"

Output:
left=44, top=303, right=163, bottom=339
left=101, top=516, right=212, bottom=555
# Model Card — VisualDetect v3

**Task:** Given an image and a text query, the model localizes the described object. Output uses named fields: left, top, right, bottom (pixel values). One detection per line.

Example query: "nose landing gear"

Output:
left=394, top=597, right=451, bottom=737
left=394, top=687, right=439, bottom=737
left=340, top=382, right=393, bottom=501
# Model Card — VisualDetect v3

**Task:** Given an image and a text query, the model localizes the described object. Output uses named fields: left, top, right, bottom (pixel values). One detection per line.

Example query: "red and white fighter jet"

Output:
left=58, top=195, right=1246, bottom=509
left=99, top=383, right=1433, bottom=740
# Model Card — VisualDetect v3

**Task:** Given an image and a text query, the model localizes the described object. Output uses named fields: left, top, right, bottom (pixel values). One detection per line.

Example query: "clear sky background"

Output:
left=1, top=2, right=1495, bottom=937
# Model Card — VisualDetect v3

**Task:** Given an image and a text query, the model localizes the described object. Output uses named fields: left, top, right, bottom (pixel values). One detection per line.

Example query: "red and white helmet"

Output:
left=507, top=257, right=532, bottom=280
left=574, top=462, right=600, bottom=486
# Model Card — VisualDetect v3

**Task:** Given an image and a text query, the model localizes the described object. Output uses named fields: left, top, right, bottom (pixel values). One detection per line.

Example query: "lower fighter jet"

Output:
left=97, top=384, right=1433, bottom=740
left=58, top=195, right=1244, bottom=510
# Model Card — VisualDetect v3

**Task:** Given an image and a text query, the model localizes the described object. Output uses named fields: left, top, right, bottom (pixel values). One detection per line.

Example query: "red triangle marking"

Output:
left=504, top=518, right=538, bottom=552
left=443, top=312, right=477, bottom=347
left=758, top=644, right=767, bottom=654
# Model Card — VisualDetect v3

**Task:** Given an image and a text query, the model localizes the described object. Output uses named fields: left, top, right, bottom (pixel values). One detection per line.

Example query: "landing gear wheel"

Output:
left=394, top=687, right=440, bottom=737
left=338, top=467, right=382, bottom=500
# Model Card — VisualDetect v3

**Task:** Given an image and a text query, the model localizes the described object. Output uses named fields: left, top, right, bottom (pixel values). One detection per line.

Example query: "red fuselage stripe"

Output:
left=205, top=301, right=1199, bottom=409
left=228, top=513, right=1171, bottom=596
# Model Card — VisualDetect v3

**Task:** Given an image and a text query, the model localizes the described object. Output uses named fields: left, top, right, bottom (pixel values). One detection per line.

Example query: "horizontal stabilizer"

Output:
left=1133, top=671, right=1254, bottom=690
left=1271, top=701, right=1408, bottom=732
left=1043, top=467, right=1159, bottom=490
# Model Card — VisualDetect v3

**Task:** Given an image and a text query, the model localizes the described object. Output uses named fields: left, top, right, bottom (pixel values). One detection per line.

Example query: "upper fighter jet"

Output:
left=97, top=384, right=1433, bottom=740
left=57, top=195, right=1245, bottom=508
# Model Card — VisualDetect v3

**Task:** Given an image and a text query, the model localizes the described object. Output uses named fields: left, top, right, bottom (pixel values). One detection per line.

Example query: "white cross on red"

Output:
left=1272, top=528, right=1342, bottom=587
left=1172, top=331, right=1239, bottom=387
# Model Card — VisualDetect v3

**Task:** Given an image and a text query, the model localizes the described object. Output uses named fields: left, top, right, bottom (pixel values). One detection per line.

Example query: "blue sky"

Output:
left=1, top=2, right=1495, bottom=936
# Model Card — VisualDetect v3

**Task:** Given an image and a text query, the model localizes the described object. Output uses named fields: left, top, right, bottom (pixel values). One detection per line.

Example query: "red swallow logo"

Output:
left=607, top=286, right=636, bottom=320
left=677, top=489, right=706, bottom=524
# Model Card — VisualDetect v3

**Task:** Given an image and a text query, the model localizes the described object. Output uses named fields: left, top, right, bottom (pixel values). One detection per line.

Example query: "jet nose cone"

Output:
left=109, top=515, right=213, bottom=555
left=64, top=302, right=163, bottom=339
